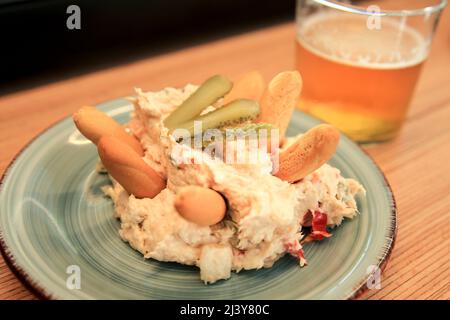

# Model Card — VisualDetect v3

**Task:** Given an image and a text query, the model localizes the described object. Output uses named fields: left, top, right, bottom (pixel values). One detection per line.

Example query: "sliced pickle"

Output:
left=191, top=122, right=276, bottom=151
left=222, top=122, right=274, bottom=137
left=172, top=99, right=260, bottom=136
left=164, top=74, right=233, bottom=130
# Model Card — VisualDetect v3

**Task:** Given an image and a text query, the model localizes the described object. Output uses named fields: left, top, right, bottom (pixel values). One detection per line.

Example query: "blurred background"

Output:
left=0, top=0, right=295, bottom=93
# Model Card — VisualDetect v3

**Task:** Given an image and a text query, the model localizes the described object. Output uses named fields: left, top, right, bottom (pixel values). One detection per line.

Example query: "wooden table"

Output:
left=1, top=10, right=449, bottom=300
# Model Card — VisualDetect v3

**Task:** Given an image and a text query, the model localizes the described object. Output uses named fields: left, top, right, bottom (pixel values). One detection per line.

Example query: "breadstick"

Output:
left=275, top=124, right=340, bottom=183
left=223, top=71, right=265, bottom=104
left=73, top=106, right=143, bottom=156
left=257, top=71, right=302, bottom=143
left=97, top=136, right=165, bottom=198
left=174, top=186, right=226, bottom=226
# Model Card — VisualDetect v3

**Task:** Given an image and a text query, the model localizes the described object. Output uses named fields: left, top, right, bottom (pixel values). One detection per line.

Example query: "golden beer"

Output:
left=296, top=13, right=427, bottom=142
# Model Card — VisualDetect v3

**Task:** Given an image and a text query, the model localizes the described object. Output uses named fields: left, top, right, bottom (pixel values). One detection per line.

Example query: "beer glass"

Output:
left=296, top=0, right=447, bottom=142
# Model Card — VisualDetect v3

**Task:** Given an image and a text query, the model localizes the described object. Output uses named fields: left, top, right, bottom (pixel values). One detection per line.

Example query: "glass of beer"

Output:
left=296, top=0, right=447, bottom=142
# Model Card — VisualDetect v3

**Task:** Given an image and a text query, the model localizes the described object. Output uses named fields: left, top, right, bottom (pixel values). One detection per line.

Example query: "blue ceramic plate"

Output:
left=0, top=98, right=396, bottom=299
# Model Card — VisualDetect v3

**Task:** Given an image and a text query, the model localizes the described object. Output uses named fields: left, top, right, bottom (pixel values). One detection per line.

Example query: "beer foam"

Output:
left=297, top=13, right=428, bottom=69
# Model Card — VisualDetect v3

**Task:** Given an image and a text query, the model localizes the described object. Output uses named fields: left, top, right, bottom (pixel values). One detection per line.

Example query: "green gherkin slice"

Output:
left=171, top=99, right=260, bottom=136
left=164, top=74, right=233, bottom=130
left=193, top=122, right=277, bottom=152
left=222, top=122, right=274, bottom=137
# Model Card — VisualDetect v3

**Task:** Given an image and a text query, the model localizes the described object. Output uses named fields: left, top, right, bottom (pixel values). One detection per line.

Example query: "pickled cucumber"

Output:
left=164, top=74, right=233, bottom=130
left=172, top=99, right=260, bottom=136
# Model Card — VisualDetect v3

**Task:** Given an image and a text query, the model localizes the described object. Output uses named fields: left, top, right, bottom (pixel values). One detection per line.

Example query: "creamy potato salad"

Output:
left=99, top=83, right=365, bottom=284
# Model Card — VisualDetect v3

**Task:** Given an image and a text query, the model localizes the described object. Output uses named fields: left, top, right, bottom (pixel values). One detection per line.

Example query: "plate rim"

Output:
left=343, top=148, right=397, bottom=299
left=0, top=100, right=397, bottom=300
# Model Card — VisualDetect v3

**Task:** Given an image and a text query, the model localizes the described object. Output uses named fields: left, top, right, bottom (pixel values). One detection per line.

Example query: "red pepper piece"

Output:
left=306, top=211, right=332, bottom=242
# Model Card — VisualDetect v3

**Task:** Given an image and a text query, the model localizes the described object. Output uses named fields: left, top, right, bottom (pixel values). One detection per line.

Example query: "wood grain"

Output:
left=1, top=9, right=449, bottom=300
